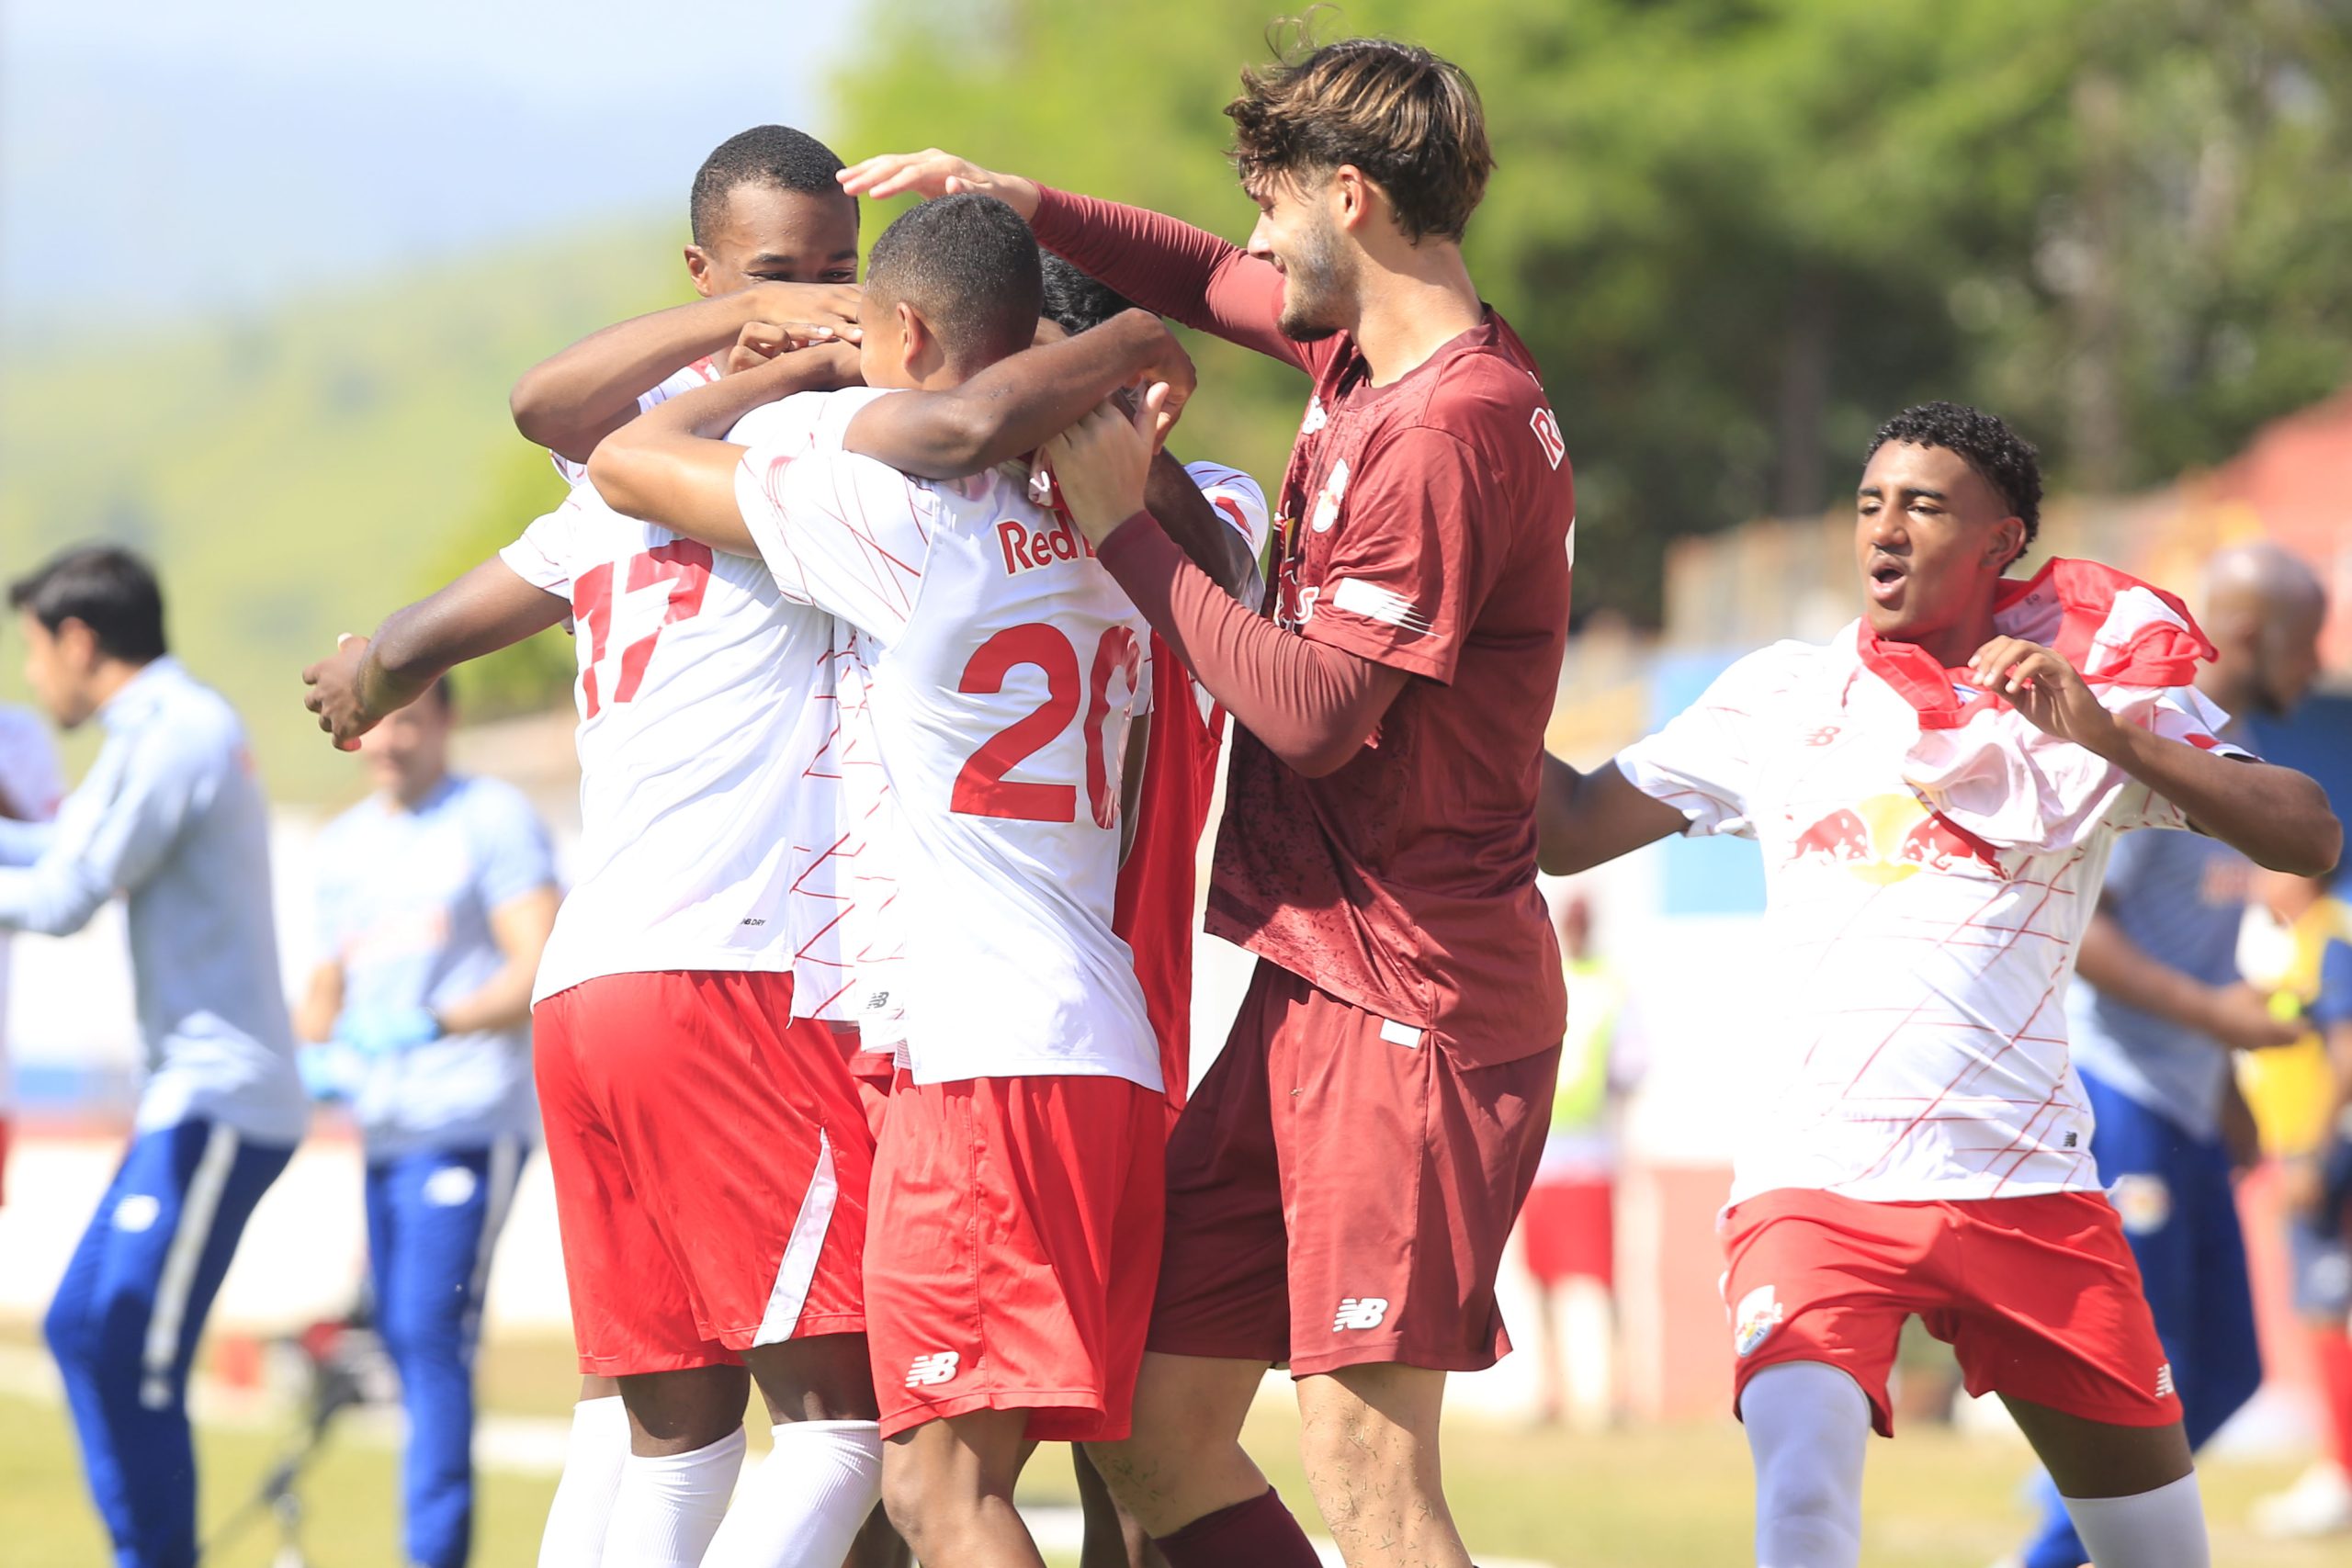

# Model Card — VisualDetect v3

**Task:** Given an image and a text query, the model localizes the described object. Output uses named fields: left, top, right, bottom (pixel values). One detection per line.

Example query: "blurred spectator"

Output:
left=0, top=700, right=63, bottom=1202
left=1520, top=892, right=1642, bottom=1427
left=2240, top=868, right=2352, bottom=1540
left=296, top=676, right=558, bottom=1568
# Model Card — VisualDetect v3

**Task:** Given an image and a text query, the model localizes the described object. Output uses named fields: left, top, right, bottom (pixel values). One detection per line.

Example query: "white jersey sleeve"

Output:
left=1182, top=460, right=1273, bottom=612
left=499, top=493, right=589, bottom=595
left=1615, top=645, right=1804, bottom=839
left=736, top=446, right=933, bottom=638
left=2107, top=686, right=2256, bottom=833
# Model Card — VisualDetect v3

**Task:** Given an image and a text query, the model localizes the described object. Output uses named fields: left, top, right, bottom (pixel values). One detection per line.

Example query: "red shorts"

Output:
left=535, top=970, right=874, bottom=1376
left=823, top=1021, right=900, bottom=1145
left=1722, top=1187, right=2184, bottom=1438
left=1521, top=1178, right=1614, bottom=1287
left=864, top=1071, right=1164, bottom=1443
left=1150, top=960, right=1558, bottom=1376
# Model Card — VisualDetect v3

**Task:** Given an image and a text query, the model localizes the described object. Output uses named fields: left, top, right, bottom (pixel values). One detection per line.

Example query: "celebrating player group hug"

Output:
left=2, top=29, right=2341, bottom=1568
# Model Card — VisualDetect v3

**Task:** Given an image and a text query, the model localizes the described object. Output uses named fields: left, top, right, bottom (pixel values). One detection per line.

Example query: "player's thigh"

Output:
left=1295, top=1360, right=1446, bottom=1485
left=616, top=1363, right=753, bottom=1456
left=2003, top=1395, right=2193, bottom=1499
left=741, top=1331, right=879, bottom=1424
left=378, top=1147, right=505, bottom=1348
left=880, top=1406, right=1032, bottom=1525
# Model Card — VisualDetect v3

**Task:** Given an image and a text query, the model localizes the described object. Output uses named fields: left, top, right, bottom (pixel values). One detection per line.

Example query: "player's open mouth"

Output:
left=1866, top=558, right=1906, bottom=606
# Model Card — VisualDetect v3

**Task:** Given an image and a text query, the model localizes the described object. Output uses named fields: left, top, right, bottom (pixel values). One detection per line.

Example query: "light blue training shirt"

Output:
left=0, top=659, right=307, bottom=1144
left=2068, top=825, right=2253, bottom=1143
left=313, top=774, right=554, bottom=1158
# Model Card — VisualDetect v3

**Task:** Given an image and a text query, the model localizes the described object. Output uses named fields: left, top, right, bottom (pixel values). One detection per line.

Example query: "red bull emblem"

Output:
left=1787, top=793, right=2002, bottom=884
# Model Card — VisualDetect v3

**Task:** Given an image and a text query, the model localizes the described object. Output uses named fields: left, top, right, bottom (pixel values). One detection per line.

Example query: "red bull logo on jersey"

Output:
left=1787, top=793, right=2000, bottom=885
left=995, top=514, right=1097, bottom=577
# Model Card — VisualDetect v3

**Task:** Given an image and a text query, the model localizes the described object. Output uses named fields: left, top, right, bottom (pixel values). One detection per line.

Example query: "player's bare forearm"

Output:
left=1027, top=187, right=1300, bottom=368
left=2073, top=907, right=2298, bottom=1052
left=591, top=347, right=857, bottom=551
left=307, top=559, right=569, bottom=749
left=2100, top=723, right=2341, bottom=876
left=844, top=310, right=1194, bottom=479
left=1536, top=754, right=1690, bottom=876
left=512, top=284, right=861, bottom=463
left=295, top=960, right=344, bottom=1045
left=1144, top=450, right=1255, bottom=601
left=434, top=886, right=560, bottom=1035
left=1119, top=714, right=1150, bottom=865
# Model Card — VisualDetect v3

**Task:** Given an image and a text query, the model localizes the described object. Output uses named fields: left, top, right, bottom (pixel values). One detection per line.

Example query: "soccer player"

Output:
left=2002, top=542, right=2327, bottom=1567
left=1532, top=402, right=2341, bottom=1568
left=0, top=694, right=63, bottom=1204
left=844, top=39, right=1576, bottom=1568
left=587, top=191, right=1170, bottom=1568
left=308, top=204, right=1196, bottom=1568
left=6, top=546, right=308, bottom=1568
left=295, top=676, right=559, bottom=1568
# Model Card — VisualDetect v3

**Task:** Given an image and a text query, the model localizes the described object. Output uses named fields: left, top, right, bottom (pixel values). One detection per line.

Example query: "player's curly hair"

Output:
left=689, top=126, right=850, bottom=247
left=1865, top=401, right=2044, bottom=563
left=1227, top=33, right=1493, bottom=243
left=1039, top=254, right=1138, bottom=338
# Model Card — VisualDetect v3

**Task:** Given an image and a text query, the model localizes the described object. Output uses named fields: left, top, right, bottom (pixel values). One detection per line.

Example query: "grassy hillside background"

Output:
left=0, top=220, right=693, bottom=802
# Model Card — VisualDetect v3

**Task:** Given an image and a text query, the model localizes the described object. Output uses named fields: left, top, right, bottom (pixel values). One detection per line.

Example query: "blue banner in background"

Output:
left=1650, top=651, right=1768, bottom=918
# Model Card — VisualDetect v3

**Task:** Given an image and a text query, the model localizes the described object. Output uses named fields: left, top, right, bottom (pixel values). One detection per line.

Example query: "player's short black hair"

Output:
left=866, top=194, right=1044, bottom=368
left=689, top=125, right=852, bottom=247
left=1039, top=254, right=1138, bottom=337
left=1865, top=401, right=2044, bottom=561
left=8, top=545, right=168, bottom=664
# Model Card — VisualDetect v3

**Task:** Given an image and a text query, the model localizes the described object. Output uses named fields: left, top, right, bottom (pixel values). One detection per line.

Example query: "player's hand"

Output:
left=745, top=282, right=862, bottom=342
left=335, top=1004, right=444, bottom=1057
left=836, top=150, right=1041, bottom=220
left=1044, top=385, right=1169, bottom=546
left=297, top=1043, right=364, bottom=1101
left=1118, top=312, right=1194, bottom=447
left=1965, top=637, right=2119, bottom=755
left=725, top=320, right=856, bottom=377
left=2200, top=981, right=2302, bottom=1052
left=302, top=633, right=375, bottom=751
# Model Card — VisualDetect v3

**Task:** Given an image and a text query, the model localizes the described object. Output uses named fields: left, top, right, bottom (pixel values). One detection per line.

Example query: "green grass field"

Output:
left=3, top=1329, right=2346, bottom=1567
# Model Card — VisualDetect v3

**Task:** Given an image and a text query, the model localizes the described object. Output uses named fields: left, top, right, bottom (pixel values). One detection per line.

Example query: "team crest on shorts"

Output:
left=1734, top=1285, right=1785, bottom=1357
left=2109, top=1173, right=2172, bottom=1235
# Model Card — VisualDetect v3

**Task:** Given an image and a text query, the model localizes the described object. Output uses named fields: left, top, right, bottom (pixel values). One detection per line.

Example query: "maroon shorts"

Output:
left=1521, top=1178, right=1615, bottom=1287
left=865, top=1072, right=1165, bottom=1442
left=1150, top=960, right=1557, bottom=1376
left=535, top=971, right=874, bottom=1376
left=1722, top=1187, right=2184, bottom=1438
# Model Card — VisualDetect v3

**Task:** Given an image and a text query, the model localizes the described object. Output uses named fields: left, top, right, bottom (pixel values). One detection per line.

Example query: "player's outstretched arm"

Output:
left=304, top=561, right=569, bottom=750
left=839, top=151, right=1298, bottom=367
left=589, top=343, right=864, bottom=551
left=2074, top=908, right=2301, bottom=1053
left=842, top=310, right=1194, bottom=479
left=510, top=283, right=863, bottom=464
left=1970, top=636, right=2342, bottom=876
left=1535, top=753, right=1692, bottom=876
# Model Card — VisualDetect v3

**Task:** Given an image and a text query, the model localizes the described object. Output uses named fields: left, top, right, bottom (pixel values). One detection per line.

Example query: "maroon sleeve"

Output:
left=1301, top=424, right=1507, bottom=684
left=1029, top=186, right=1315, bottom=372
left=1096, top=513, right=1408, bottom=778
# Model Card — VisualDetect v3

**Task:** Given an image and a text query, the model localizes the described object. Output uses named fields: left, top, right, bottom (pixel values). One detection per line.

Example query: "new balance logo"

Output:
left=1332, top=1297, right=1390, bottom=1332
left=2155, top=1363, right=2176, bottom=1399
left=906, top=1351, right=960, bottom=1387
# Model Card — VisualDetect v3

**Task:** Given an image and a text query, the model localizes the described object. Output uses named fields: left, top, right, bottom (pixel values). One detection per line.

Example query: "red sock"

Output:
left=1155, top=1489, right=1322, bottom=1568
left=2313, top=1327, right=2352, bottom=1475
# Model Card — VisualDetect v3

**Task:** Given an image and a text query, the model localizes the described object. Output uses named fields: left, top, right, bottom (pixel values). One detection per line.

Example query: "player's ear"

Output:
left=1990, top=516, right=2025, bottom=571
left=684, top=245, right=717, bottom=299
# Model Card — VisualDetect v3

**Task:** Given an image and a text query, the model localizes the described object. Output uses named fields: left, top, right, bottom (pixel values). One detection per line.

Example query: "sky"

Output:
left=1, top=0, right=868, bottom=327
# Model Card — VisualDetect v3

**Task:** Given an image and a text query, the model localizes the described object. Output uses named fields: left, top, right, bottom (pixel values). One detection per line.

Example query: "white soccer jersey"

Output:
left=734, top=437, right=1159, bottom=1089
left=1617, top=628, right=2236, bottom=1203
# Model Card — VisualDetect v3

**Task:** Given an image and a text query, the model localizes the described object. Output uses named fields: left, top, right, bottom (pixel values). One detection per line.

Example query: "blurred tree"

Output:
left=832, top=0, right=2352, bottom=625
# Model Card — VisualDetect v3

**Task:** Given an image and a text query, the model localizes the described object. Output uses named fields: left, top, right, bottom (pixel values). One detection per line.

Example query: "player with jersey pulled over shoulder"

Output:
left=1535, top=401, right=2341, bottom=1568
left=588, top=192, right=1179, bottom=1568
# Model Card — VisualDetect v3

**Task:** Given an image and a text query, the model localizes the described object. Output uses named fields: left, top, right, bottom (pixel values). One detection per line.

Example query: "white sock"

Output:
left=701, top=1419, right=884, bottom=1568
left=540, top=1395, right=633, bottom=1568
left=2064, top=1472, right=2210, bottom=1567
left=1740, top=1361, right=1870, bottom=1568
left=600, top=1425, right=749, bottom=1568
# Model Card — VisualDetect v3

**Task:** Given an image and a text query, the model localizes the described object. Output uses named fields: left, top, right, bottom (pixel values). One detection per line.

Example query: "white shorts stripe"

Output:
left=141, top=1123, right=239, bottom=1409
left=752, top=1131, right=837, bottom=1348
left=461, top=1136, right=526, bottom=1351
